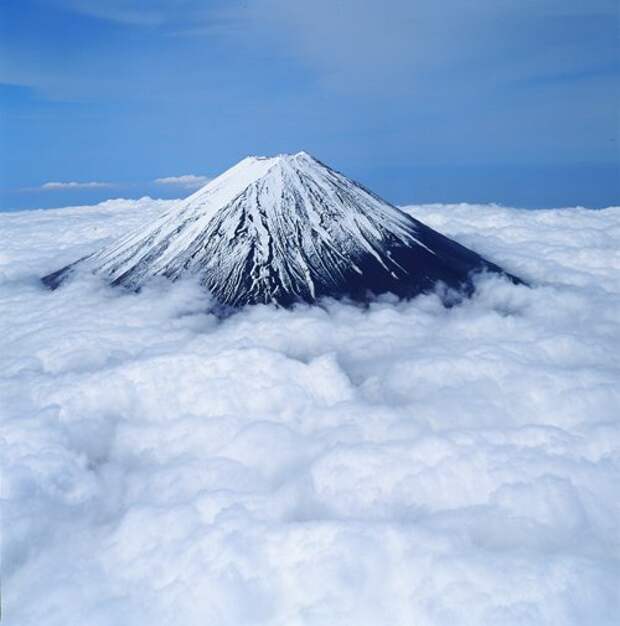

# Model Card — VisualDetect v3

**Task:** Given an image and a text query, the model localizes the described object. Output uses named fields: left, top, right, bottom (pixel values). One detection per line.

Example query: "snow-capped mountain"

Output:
left=43, top=151, right=519, bottom=305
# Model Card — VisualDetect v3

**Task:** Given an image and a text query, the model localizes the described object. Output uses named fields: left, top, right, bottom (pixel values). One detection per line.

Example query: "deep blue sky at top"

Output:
left=1, top=0, right=618, bottom=210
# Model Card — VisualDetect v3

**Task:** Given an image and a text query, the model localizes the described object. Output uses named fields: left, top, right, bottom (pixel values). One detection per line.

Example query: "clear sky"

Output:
left=1, top=0, right=618, bottom=211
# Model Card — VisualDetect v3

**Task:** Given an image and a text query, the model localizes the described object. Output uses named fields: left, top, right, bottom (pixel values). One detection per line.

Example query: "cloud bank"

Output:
left=154, top=174, right=211, bottom=189
left=41, top=181, right=112, bottom=190
left=1, top=199, right=619, bottom=625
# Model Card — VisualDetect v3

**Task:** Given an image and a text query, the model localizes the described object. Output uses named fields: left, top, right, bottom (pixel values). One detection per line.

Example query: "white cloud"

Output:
left=41, top=181, right=112, bottom=190
left=154, top=174, right=211, bottom=189
left=1, top=199, right=619, bottom=625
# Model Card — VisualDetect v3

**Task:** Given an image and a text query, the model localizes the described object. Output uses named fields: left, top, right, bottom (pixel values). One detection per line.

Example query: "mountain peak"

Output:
left=42, top=153, right=520, bottom=306
left=237, top=150, right=317, bottom=173
left=255, top=150, right=313, bottom=160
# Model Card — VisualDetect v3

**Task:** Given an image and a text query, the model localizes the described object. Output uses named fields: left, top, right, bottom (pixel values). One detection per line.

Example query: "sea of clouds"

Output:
left=1, top=198, right=619, bottom=625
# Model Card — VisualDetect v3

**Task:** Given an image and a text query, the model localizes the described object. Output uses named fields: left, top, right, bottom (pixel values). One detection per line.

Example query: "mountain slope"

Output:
left=42, top=152, right=520, bottom=305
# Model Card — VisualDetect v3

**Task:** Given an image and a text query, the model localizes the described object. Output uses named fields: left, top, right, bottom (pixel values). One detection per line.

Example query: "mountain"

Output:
left=42, top=151, right=521, bottom=306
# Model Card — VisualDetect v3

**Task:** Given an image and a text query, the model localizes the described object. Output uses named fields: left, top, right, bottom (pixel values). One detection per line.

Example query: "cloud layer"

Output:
left=1, top=199, right=619, bottom=625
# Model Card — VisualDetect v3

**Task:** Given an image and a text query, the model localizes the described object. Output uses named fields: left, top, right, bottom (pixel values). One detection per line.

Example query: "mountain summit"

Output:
left=43, top=151, right=519, bottom=306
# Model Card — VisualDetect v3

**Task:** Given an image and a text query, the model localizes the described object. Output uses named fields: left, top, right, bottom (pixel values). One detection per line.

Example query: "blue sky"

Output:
left=1, top=0, right=618, bottom=210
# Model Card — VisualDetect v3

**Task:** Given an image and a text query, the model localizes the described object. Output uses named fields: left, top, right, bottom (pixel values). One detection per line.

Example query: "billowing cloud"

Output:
left=41, top=181, right=112, bottom=190
left=154, top=174, right=211, bottom=189
left=1, top=198, right=619, bottom=624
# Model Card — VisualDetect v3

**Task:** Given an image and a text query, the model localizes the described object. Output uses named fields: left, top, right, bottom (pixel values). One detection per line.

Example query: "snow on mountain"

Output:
left=42, top=152, right=519, bottom=305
